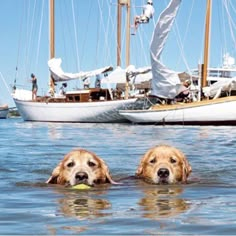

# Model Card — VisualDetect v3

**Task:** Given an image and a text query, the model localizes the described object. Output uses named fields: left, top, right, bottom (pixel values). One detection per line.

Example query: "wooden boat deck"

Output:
left=151, top=96, right=236, bottom=111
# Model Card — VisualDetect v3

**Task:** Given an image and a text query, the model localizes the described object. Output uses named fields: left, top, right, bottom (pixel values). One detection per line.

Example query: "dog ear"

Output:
left=181, top=156, right=192, bottom=183
left=46, top=162, right=62, bottom=184
left=135, top=163, right=143, bottom=177
left=135, top=155, right=146, bottom=177
left=135, top=148, right=154, bottom=177
left=100, top=159, right=120, bottom=184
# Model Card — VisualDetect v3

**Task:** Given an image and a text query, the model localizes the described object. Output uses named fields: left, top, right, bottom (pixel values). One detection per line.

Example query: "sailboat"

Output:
left=0, top=104, right=9, bottom=119
left=119, top=0, right=236, bottom=125
left=12, top=0, right=137, bottom=123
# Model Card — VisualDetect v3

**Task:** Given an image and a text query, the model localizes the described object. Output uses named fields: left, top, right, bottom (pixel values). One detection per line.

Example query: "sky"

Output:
left=0, top=0, right=236, bottom=107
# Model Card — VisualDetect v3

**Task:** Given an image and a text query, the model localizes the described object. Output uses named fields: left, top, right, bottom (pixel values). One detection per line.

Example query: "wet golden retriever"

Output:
left=46, top=148, right=117, bottom=186
left=136, top=145, right=192, bottom=184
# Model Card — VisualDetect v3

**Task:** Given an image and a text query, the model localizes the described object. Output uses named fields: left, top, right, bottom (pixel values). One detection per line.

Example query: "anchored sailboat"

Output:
left=12, top=0, right=137, bottom=123
left=119, top=0, right=236, bottom=125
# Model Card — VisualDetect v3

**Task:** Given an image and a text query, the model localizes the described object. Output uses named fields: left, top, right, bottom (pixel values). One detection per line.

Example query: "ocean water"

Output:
left=0, top=118, right=236, bottom=235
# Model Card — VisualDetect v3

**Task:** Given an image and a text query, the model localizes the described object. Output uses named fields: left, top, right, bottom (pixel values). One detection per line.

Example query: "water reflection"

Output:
left=55, top=188, right=112, bottom=221
left=59, top=197, right=111, bottom=220
left=138, top=186, right=191, bottom=220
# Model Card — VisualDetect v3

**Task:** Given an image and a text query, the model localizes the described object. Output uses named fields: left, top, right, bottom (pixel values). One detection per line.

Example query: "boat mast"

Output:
left=50, top=0, right=55, bottom=59
left=117, top=0, right=131, bottom=99
left=202, top=0, right=212, bottom=88
left=124, top=0, right=131, bottom=99
left=125, top=0, right=131, bottom=68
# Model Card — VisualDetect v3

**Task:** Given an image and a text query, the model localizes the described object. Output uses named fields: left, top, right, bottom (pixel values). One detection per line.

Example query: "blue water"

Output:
left=0, top=118, right=236, bottom=235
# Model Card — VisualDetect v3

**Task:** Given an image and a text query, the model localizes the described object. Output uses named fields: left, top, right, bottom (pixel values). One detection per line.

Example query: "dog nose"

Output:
left=75, top=172, right=88, bottom=181
left=157, top=168, right=169, bottom=178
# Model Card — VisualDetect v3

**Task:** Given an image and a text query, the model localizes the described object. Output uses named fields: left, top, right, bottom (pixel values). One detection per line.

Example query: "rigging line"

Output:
left=100, top=0, right=110, bottom=66
left=225, top=1, right=236, bottom=31
left=222, top=0, right=227, bottom=56
left=96, top=0, right=105, bottom=67
left=95, top=2, right=100, bottom=67
left=0, top=72, right=12, bottom=95
left=105, top=0, right=113, bottom=65
left=97, top=0, right=112, bottom=66
left=228, top=0, right=236, bottom=16
left=26, top=0, right=37, bottom=74
left=35, top=0, right=45, bottom=70
left=173, top=22, right=191, bottom=73
left=23, top=1, right=31, bottom=78
left=81, top=0, right=93, bottom=67
left=96, top=0, right=102, bottom=67
left=176, top=0, right=195, bottom=69
left=217, top=0, right=225, bottom=63
left=71, top=0, right=80, bottom=71
left=108, top=0, right=118, bottom=67
left=15, top=0, right=25, bottom=85
left=58, top=2, right=68, bottom=68
left=228, top=0, right=236, bottom=54
left=172, top=4, right=192, bottom=74
left=224, top=0, right=236, bottom=52
left=135, top=27, right=150, bottom=67
left=131, top=2, right=149, bottom=67
left=59, top=2, right=75, bottom=70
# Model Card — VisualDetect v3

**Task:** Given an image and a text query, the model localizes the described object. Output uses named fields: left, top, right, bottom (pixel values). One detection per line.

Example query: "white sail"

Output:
left=150, top=0, right=182, bottom=99
left=203, top=78, right=236, bottom=98
left=48, top=58, right=113, bottom=82
left=102, top=66, right=152, bottom=84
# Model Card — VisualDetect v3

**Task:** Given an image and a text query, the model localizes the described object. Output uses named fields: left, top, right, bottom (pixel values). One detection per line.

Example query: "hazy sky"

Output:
left=0, top=0, right=235, bottom=106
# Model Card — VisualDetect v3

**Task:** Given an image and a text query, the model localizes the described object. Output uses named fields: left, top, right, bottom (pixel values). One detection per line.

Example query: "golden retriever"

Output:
left=46, top=148, right=117, bottom=186
left=136, top=145, right=192, bottom=184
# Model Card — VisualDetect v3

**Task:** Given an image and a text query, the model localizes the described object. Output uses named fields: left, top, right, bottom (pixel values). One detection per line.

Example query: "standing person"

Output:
left=83, top=77, right=90, bottom=89
left=49, top=76, right=56, bottom=97
left=30, top=73, right=38, bottom=100
left=132, top=0, right=155, bottom=35
left=95, top=75, right=101, bottom=88
left=59, top=83, right=67, bottom=96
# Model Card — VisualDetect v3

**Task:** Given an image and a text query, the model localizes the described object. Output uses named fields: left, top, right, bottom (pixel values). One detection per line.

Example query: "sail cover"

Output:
left=150, top=0, right=182, bottom=99
left=48, top=58, right=113, bottom=82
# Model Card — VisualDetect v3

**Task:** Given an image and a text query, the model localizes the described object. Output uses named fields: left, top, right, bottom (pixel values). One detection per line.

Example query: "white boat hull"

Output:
left=0, top=108, right=9, bottom=119
left=14, top=98, right=136, bottom=123
left=119, top=97, right=236, bottom=125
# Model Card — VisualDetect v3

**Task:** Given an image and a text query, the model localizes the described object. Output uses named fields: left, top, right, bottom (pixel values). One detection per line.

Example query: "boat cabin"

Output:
left=65, top=88, right=112, bottom=102
left=37, top=88, right=113, bottom=103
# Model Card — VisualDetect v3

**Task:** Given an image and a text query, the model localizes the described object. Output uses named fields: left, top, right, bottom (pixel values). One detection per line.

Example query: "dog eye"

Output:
left=150, top=158, right=156, bottom=164
left=67, top=161, right=75, bottom=168
left=88, top=161, right=96, bottom=167
left=170, top=157, right=177, bottom=164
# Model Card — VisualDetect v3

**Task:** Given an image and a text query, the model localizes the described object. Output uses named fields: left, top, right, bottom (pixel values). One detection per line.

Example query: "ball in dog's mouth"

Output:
left=72, top=184, right=91, bottom=190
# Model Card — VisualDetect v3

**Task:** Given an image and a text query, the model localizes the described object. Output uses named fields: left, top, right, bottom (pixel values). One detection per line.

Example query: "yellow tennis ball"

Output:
left=72, top=184, right=91, bottom=190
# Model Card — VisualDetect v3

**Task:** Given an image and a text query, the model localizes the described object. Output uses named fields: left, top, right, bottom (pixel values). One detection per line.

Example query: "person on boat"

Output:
left=95, top=75, right=101, bottom=88
left=175, top=80, right=191, bottom=102
left=83, top=77, right=90, bottom=89
left=49, top=76, right=56, bottom=97
left=59, top=83, right=67, bottom=96
left=132, top=0, right=155, bottom=35
left=30, top=73, right=38, bottom=101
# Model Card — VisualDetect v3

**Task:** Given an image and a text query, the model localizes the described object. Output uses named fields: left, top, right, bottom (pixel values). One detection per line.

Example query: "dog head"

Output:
left=46, top=149, right=117, bottom=186
left=136, top=145, right=192, bottom=184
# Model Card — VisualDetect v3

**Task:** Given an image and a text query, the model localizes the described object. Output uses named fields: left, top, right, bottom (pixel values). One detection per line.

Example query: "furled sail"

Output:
left=203, top=78, right=236, bottom=98
left=101, top=66, right=152, bottom=84
left=48, top=58, right=113, bottom=82
left=150, top=0, right=182, bottom=99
